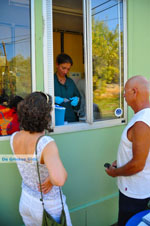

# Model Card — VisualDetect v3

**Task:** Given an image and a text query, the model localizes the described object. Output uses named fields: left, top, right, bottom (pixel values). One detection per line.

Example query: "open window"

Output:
left=43, top=0, right=127, bottom=133
left=53, top=0, right=86, bottom=125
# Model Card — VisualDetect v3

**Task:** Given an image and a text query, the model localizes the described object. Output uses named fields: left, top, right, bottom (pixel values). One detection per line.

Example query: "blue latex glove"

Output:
left=55, top=96, right=64, bottom=104
left=70, top=96, right=79, bottom=107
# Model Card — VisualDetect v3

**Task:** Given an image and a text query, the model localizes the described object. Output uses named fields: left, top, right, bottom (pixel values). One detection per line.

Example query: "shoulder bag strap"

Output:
left=35, top=135, right=64, bottom=210
left=35, top=135, right=45, bottom=207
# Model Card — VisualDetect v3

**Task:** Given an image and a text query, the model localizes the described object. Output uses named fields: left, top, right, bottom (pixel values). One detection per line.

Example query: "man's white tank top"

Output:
left=117, top=108, right=150, bottom=199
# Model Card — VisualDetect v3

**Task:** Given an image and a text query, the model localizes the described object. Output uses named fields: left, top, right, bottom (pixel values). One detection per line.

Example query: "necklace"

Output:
left=57, top=76, right=66, bottom=85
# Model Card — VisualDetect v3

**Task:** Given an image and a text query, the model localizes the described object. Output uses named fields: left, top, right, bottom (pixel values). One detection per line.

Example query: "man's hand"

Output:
left=105, top=165, right=117, bottom=177
left=38, top=177, right=53, bottom=194
left=105, top=161, right=117, bottom=177
left=112, top=160, right=117, bottom=168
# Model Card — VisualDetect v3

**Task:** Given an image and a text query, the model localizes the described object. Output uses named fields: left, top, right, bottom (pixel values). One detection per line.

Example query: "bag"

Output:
left=42, top=208, right=66, bottom=226
left=35, top=136, right=67, bottom=226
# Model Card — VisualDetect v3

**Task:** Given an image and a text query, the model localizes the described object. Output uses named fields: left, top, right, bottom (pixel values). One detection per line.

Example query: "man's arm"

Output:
left=106, top=121, right=150, bottom=177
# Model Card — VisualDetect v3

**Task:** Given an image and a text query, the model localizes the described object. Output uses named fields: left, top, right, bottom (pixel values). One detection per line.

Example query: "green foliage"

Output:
left=92, top=19, right=120, bottom=85
left=92, top=18, right=124, bottom=118
left=0, top=54, right=31, bottom=97
left=9, top=54, right=31, bottom=97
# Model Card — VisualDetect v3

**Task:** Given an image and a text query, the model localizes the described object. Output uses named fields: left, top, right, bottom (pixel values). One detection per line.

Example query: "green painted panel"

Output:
left=0, top=163, right=22, bottom=225
left=127, top=0, right=150, bottom=120
left=87, top=196, right=118, bottom=226
left=128, top=0, right=150, bottom=78
left=0, top=141, right=22, bottom=225
left=35, top=0, right=44, bottom=91
left=52, top=126, right=124, bottom=210
left=70, top=195, right=118, bottom=226
left=70, top=209, right=86, bottom=226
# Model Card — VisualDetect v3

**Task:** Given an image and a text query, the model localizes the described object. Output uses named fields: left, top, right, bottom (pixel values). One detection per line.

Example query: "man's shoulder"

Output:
left=136, top=108, right=150, bottom=118
left=133, top=108, right=150, bottom=127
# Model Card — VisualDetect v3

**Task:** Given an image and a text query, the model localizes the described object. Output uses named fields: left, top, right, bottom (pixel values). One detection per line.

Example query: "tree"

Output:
left=92, top=18, right=121, bottom=87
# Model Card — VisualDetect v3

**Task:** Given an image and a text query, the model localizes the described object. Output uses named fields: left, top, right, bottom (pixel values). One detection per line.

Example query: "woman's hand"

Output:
left=38, top=177, right=53, bottom=194
left=70, top=96, right=79, bottom=106
left=55, top=96, right=64, bottom=104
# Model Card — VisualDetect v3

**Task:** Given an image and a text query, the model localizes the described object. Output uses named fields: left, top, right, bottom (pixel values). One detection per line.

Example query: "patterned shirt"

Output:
left=10, top=133, right=60, bottom=200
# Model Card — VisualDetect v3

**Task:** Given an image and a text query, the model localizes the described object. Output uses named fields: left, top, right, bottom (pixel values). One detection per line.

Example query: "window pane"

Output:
left=0, top=0, right=31, bottom=136
left=92, top=0, right=124, bottom=121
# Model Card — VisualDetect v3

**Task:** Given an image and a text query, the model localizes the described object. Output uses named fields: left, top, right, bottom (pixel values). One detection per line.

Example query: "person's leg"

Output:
left=63, top=202, right=72, bottom=226
left=63, top=195, right=72, bottom=226
left=19, top=190, right=43, bottom=226
left=19, top=190, right=37, bottom=226
left=118, top=191, right=150, bottom=226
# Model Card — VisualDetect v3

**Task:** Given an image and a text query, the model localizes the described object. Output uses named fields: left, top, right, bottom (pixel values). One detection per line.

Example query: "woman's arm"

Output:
left=41, top=141, right=68, bottom=186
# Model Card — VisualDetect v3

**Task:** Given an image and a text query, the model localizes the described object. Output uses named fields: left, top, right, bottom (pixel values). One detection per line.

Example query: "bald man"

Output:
left=105, top=75, right=150, bottom=226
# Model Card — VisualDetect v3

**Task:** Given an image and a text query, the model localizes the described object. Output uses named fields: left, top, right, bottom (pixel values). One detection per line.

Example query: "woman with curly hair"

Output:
left=10, top=92, right=72, bottom=226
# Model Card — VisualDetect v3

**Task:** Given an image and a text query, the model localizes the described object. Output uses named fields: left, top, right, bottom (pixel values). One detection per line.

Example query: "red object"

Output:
left=0, top=105, right=20, bottom=136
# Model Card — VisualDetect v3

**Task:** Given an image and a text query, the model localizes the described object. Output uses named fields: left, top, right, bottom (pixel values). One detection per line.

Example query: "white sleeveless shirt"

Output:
left=10, top=133, right=61, bottom=200
left=117, top=108, right=150, bottom=199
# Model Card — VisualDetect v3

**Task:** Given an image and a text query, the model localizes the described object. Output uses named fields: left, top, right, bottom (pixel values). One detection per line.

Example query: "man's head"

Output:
left=56, top=53, right=73, bottom=77
left=124, top=75, right=150, bottom=112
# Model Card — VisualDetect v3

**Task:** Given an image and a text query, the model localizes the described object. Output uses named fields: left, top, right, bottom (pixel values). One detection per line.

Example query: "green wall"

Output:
left=1, top=0, right=150, bottom=225
left=53, top=127, right=123, bottom=226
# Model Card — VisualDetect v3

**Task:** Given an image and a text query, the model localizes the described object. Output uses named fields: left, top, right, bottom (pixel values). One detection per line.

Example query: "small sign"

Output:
left=115, top=108, right=123, bottom=117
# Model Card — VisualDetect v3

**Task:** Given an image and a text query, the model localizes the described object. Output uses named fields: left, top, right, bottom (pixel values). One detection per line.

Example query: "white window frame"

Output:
left=0, top=0, right=36, bottom=141
left=43, top=0, right=127, bottom=134
left=31, top=0, right=36, bottom=92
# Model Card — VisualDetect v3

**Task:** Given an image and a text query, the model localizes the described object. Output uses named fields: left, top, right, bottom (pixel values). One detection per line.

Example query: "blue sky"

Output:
left=0, top=0, right=30, bottom=60
left=92, top=0, right=123, bottom=31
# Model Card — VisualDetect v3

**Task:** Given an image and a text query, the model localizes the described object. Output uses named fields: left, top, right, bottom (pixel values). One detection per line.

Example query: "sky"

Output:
left=92, top=0, right=123, bottom=31
left=0, top=0, right=30, bottom=60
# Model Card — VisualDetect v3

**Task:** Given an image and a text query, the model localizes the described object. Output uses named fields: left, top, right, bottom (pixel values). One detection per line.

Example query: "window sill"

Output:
left=0, top=135, right=11, bottom=141
left=52, top=118, right=127, bottom=135
left=0, top=118, right=127, bottom=140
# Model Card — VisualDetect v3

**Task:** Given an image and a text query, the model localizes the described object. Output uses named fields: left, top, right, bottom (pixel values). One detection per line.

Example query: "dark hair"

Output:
left=8, top=95, right=23, bottom=110
left=56, top=53, right=73, bottom=66
left=17, top=92, right=52, bottom=133
left=0, top=89, right=8, bottom=104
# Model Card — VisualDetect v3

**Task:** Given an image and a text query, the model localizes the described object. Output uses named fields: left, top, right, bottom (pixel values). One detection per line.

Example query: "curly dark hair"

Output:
left=17, top=92, right=52, bottom=133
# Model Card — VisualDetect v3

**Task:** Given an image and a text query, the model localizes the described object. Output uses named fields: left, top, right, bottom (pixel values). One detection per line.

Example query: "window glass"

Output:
left=92, top=0, right=124, bottom=121
left=0, top=0, right=31, bottom=136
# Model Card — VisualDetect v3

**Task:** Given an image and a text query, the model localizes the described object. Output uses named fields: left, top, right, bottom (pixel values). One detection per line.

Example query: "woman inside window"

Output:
left=54, top=53, right=81, bottom=123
